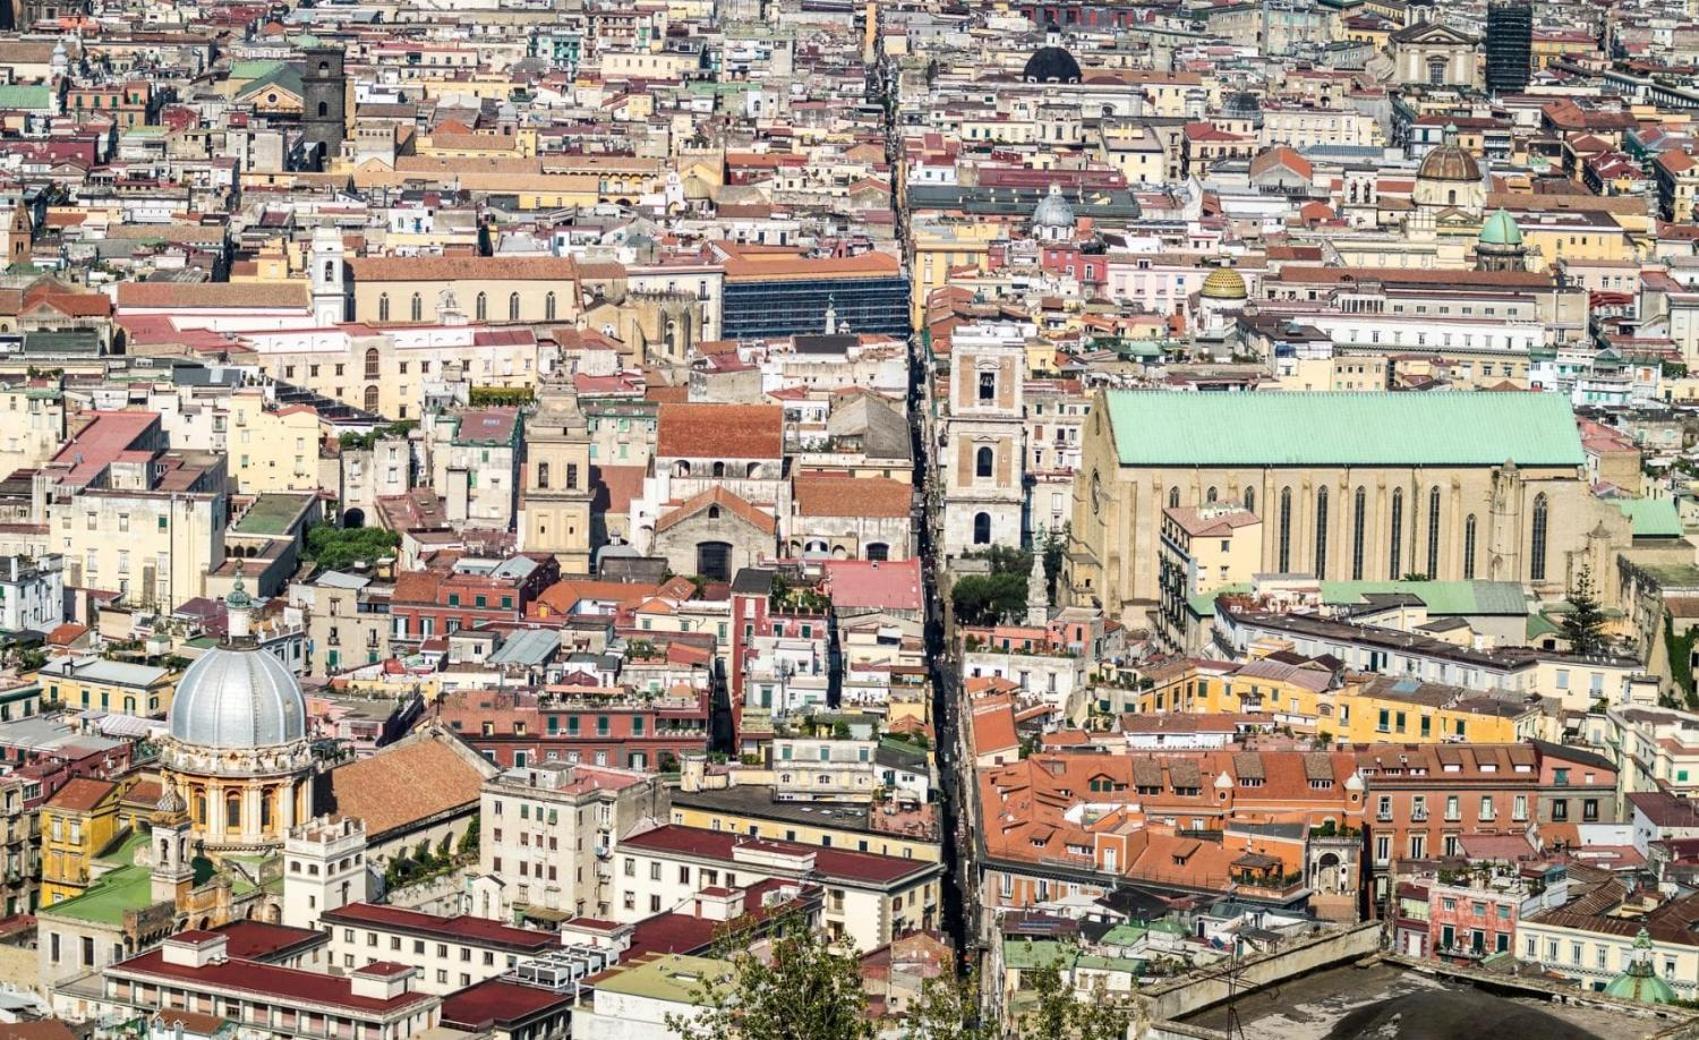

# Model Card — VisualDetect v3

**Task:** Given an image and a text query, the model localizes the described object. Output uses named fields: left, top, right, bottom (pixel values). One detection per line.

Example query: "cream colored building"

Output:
left=226, top=391, right=322, bottom=495
left=1068, top=392, right=1631, bottom=624
left=245, top=326, right=545, bottom=422
left=47, top=462, right=228, bottom=610
left=1155, top=505, right=1262, bottom=650
left=0, top=385, right=65, bottom=480
left=475, top=762, right=666, bottom=921
left=519, top=384, right=594, bottom=572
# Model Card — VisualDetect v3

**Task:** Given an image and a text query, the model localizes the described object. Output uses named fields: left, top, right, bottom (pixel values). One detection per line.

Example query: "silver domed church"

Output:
left=158, top=575, right=314, bottom=854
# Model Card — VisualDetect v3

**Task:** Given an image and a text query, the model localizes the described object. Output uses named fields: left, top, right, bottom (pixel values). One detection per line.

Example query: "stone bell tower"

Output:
left=150, top=785, right=195, bottom=907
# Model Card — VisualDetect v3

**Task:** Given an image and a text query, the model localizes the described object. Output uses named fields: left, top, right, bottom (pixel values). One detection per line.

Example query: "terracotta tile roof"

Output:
left=112, top=947, right=435, bottom=1015
left=529, top=578, right=656, bottom=618
left=322, top=725, right=493, bottom=839
left=115, top=282, right=309, bottom=310
left=347, top=256, right=584, bottom=282
left=794, top=473, right=911, bottom=518
left=44, top=776, right=115, bottom=813
left=719, top=250, right=899, bottom=283
left=656, top=403, right=782, bottom=459
left=654, top=486, right=776, bottom=536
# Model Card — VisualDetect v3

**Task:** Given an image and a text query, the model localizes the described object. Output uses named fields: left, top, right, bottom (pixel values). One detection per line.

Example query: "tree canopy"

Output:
left=1561, top=563, right=1607, bottom=657
left=667, top=925, right=873, bottom=1040
left=304, top=523, right=401, bottom=571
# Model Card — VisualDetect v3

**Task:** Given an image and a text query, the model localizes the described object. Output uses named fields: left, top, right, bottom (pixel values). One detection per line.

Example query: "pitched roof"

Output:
left=347, top=256, right=585, bottom=282
left=45, top=776, right=117, bottom=813
left=654, top=486, right=776, bottom=536
left=794, top=473, right=912, bottom=518
left=321, top=724, right=495, bottom=839
left=1101, top=391, right=1584, bottom=468
left=656, top=403, right=783, bottom=459
left=115, top=282, right=309, bottom=310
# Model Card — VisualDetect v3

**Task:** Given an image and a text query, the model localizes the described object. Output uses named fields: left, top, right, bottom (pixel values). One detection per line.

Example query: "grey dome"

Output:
left=1033, top=188, right=1076, bottom=228
left=168, top=646, right=307, bottom=749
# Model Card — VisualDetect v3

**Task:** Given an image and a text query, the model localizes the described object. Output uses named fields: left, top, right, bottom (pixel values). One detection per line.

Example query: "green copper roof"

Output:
left=1186, top=580, right=1525, bottom=619
left=1480, top=208, right=1524, bottom=247
left=1613, top=498, right=1683, bottom=538
left=1103, top=391, right=1584, bottom=468
left=43, top=864, right=151, bottom=926
left=0, top=85, right=53, bottom=111
left=1605, top=929, right=1677, bottom=1004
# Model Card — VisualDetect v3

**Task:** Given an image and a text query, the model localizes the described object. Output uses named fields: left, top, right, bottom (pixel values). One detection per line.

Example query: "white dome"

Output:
left=168, top=645, right=307, bottom=750
left=1033, top=186, right=1076, bottom=228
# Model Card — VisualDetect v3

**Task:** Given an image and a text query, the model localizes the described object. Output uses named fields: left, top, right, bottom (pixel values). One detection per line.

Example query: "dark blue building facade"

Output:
left=721, top=274, right=911, bottom=340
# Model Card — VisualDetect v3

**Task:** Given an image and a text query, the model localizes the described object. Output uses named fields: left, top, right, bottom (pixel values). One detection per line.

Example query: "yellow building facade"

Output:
left=39, top=778, right=122, bottom=906
left=227, top=391, right=323, bottom=495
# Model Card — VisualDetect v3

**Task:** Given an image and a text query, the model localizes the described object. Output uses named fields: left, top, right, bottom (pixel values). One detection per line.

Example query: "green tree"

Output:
left=666, top=924, right=873, bottom=1040
left=458, top=817, right=481, bottom=855
left=1018, top=954, right=1134, bottom=1040
left=304, top=524, right=402, bottom=570
left=902, top=971, right=988, bottom=1040
left=1562, top=564, right=1608, bottom=657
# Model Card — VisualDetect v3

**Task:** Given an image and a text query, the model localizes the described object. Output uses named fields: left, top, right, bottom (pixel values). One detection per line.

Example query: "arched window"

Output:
left=1314, top=487, right=1329, bottom=579
left=318, top=101, right=329, bottom=117
left=976, top=446, right=994, bottom=478
left=1388, top=488, right=1404, bottom=579
left=1278, top=487, right=1293, bottom=572
left=1447, top=188, right=1457, bottom=205
left=1426, top=486, right=1442, bottom=579
left=225, top=792, right=241, bottom=830
left=363, top=385, right=378, bottom=412
left=711, top=461, right=726, bottom=478
left=322, top=260, right=335, bottom=281
left=260, top=793, right=273, bottom=829
left=508, top=293, right=520, bottom=322
left=1463, top=514, right=1477, bottom=580
left=364, top=347, right=380, bottom=380
left=1245, top=487, right=1256, bottom=515
left=1352, top=487, right=1367, bottom=580
left=193, top=792, right=206, bottom=825
left=1168, top=487, right=1180, bottom=509
left=1531, top=493, right=1548, bottom=581
left=1206, top=487, right=1218, bottom=504
left=475, top=293, right=488, bottom=322
left=545, top=292, right=556, bottom=322
left=973, top=512, right=992, bottom=545
left=378, top=293, right=389, bottom=322
left=410, top=293, right=422, bottom=322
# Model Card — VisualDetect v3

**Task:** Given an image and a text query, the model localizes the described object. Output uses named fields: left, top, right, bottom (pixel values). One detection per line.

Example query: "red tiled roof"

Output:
left=439, top=979, right=569, bottom=1030
left=794, top=473, right=911, bottom=518
left=321, top=903, right=556, bottom=952
left=656, top=403, right=782, bottom=459
left=322, top=728, right=490, bottom=839
left=111, top=950, right=435, bottom=1015
left=45, top=776, right=115, bottom=812
left=654, top=486, right=776, bottom=537
left=212, top=920, right=327, bottom=961
left=619, top=825, right=938, bottom=886
left=823, top=558, right=923, bottom=611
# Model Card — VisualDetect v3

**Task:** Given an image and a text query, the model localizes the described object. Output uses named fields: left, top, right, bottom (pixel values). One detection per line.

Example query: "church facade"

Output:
left=1065, top=391, right=1631, bottom=624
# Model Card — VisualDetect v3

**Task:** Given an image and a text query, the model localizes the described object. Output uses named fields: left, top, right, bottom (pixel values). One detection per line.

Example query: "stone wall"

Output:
left=1141, top=921, right=1384, bottom=1025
